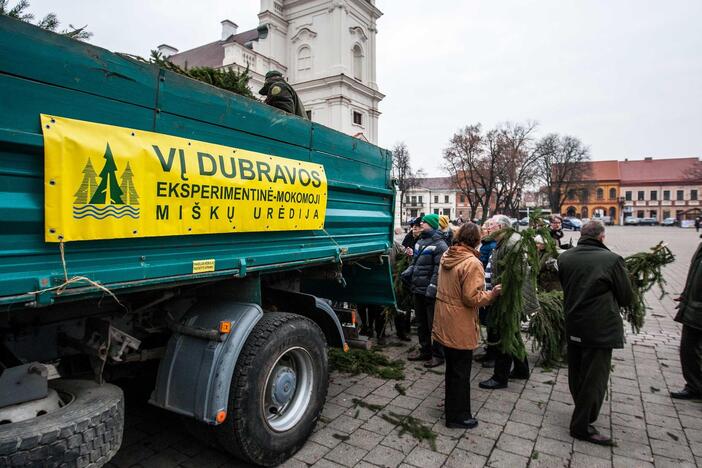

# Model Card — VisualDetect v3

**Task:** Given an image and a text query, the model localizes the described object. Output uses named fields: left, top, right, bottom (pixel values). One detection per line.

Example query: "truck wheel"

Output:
left=216, top=312, right=329, bottom=466
left=0, top=380, right=124, bottom=467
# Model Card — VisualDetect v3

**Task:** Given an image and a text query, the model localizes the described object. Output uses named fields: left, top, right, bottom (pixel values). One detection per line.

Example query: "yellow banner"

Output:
left=42, top=115, right=327, bottom=242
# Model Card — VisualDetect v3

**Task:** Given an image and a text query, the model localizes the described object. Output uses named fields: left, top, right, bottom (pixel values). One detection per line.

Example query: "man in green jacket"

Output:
left=259, top=70, right=308, bottom=119
left=557, top=220, right=634, bottom=445
left=671, top=242, right=702, bottom=400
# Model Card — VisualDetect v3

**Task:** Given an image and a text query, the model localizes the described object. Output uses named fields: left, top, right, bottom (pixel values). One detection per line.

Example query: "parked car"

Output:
left=624, top=216, right=640, bottom=225
left=594, top=216, right=613, bottom=225
left=662, top=217, right=678, bottom=226
left=509, top=217, right=519, bottom=228
left=518, top=217, right=530, bottom=226
left=639, top=217, right=658, bottom=226
left=563, top=217, right=582, bottom=231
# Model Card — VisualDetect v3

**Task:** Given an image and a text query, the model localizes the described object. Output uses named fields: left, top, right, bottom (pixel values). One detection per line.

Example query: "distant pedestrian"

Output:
left=433, top=223, right=502, bottom=429
left=557, top=220, right=634, bottom=445
left=403, top=214, right=448, bottom=367
left=671, top=241, right=702, bottom=400
left=695, top=217, right=700, bottom=233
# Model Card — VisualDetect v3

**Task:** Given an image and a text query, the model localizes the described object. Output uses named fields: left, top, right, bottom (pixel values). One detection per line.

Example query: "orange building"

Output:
left=562, top=161, right=623, bottom=224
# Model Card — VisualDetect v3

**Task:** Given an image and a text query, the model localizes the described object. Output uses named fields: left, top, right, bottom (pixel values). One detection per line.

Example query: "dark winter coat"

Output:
left=675, top=243, right=702, bottom=330
left=262, top=77, right=307, bottom=118
left=402, top=231, right=418, bottom=250
left=479, top=239, right=497, bottom=268
left=409, top=229, right=448, bottom=298
left=557, top=237, right=634, bottom=348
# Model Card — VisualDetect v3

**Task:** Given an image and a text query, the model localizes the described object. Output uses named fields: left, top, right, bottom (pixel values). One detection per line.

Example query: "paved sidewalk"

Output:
left=108, top=227, right=701, bottom=468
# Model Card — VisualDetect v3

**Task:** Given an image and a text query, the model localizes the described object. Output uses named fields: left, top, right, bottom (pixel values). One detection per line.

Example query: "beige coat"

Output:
left=432, top=245, right=493, bottom=350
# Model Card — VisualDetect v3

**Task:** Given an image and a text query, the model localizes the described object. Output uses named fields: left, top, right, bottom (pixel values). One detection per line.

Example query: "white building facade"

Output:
left=400, top=177, right=456, bottom=222
left=160, top=0, right=384, bottom=143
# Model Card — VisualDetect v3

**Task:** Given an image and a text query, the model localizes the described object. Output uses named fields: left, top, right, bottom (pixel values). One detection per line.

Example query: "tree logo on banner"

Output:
left=72, top=143, right=140, bottom=220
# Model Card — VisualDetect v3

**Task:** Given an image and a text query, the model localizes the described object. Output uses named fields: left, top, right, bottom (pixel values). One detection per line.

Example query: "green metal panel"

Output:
left=0, top=16, right=394, bottom=308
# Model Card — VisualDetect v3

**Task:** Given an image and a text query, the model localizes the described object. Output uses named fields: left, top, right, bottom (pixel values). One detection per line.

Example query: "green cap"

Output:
left=422, top=214, right=440, bottom=229
left=259, top=70, right=284, bottom=95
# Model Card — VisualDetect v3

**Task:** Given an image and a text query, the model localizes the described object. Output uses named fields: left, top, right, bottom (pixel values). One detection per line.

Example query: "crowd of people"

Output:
left=359, top=212, right=702, bottom=446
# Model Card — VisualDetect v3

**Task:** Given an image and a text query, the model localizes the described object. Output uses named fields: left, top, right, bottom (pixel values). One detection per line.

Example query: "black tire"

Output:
left=215, top=312, right=328, bottom=467
left=0, top=380, right=124, bottom=467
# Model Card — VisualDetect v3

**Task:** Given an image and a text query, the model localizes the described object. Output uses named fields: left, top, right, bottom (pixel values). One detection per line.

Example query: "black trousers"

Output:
left=492, top=331, right=529, bottom=383
left=414, top=294, right=444, bottom=358
left=680, top=324, right=702, bottom=394
left=568, top=344, right=612, bottom=437
left=444, top=346, right=473, bottom=422
left=394, top=307, right=411, bottom=337
left=359, top=304, right=385, bottom=338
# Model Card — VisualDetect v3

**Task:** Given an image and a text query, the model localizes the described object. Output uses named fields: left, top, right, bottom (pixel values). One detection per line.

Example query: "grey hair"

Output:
left=492, top=215, right=512, bottom=229
left=581, top=219, right=606, bottom=239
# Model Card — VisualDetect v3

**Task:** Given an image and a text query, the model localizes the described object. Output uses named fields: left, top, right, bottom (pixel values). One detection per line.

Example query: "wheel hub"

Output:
left=271, top=367, right=297, bottom=408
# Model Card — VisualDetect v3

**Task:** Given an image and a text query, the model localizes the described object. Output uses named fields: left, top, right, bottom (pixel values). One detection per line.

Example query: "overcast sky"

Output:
left=27, top=0, right=702, bottom=176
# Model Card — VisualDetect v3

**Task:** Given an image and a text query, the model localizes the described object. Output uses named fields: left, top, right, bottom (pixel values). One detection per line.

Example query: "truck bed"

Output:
left=0, top=17, right=394, bottom=307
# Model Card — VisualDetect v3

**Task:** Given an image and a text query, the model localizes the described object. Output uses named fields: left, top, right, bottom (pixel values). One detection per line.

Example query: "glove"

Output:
left=426, top=284, right=437, bottom=298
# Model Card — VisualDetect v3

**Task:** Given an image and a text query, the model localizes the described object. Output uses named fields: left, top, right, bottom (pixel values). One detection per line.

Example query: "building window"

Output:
left=297, top=46, right=312, bottom=79
left=305, top=110, right=312, bottom=120
left=677, top=190, right=684, bottom=201
left=460, top=195, right=465, bottom=203
left=650, top=190, right=657, bottom=201
left=637, top=210, right=644, bottom=218
left=443, top=208, right=450, bottom=216
left=637, top=191, right=644, bottom=201
left=433, top=195, right=438, bottom=203
left=353, top=111, right=363, bottom=126
left=406, top=196, right=410, bottom=203
left=568, top=190, right=576, bottom=201
left=596, top=188, right=604, bottom=200
left=663, top=210, right=670, bottom=219
left=444, top=195, right=449, bottom=203
left=581, top=189, right=589, bottom=201
left=663, top=190, right=670, bottom=200
left=411, top=196, right=416, bottom=205
left=650, top=210, right=657, bottom=218
left=433, top=209, right=439, bottom=215
left=692, top=190, right=698, bottom=201
left=352, top=44, right=363, bottom=81
left=625, top=191, right=632, bottom=201
left=609, top=188, right=616, bottom=200
left=418, top=196, right=423, bottom=203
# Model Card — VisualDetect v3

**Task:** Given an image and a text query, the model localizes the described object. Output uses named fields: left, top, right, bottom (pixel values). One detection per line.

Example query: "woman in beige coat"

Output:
left=433, top=223, right=501, bottom=429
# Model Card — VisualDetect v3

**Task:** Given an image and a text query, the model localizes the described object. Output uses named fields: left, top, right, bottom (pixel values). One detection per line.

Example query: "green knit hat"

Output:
left=422, top=214, right=440, bottom=229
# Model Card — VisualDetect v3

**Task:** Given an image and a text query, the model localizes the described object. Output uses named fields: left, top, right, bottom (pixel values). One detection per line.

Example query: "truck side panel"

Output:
left=0, top=17, right=394, bottom=307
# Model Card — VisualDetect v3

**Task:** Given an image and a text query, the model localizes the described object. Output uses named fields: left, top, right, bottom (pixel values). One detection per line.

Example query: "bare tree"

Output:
left=535, top=134, right=591, bottom=215
left=443, top=125, right=494, bottom=221
left=391, top=142, right=423, bottom=221
left=686, top=159, right=702, bottom=182
left=1, top=0, right=93, bottom=40
left=493, top=121, right=540, bottom=216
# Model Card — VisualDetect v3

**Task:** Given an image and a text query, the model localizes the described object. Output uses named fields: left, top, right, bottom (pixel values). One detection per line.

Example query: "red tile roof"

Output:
left=169, top=28, right=260, bottom=70
left=578, top=160, right=621, bottom=181
left=619, top=157, right=700, bottom=184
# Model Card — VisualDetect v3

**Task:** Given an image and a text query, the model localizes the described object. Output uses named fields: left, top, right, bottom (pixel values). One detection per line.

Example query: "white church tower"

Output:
left=164, top=0, right=384, bottom=143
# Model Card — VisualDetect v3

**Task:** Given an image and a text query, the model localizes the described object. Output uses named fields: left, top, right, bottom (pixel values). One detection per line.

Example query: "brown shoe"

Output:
left=407, top=351, right=431, bottom=361
left=423, top=357, right=445, bottom=368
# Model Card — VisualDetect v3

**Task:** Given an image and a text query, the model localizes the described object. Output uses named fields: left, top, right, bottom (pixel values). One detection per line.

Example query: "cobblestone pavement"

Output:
left=108, top=226, right=702, bottom=468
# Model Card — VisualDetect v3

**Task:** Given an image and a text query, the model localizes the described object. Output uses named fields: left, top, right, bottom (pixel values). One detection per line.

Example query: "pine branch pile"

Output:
left=528, top=291, right=566, bottom=367
left=380, top=412, right=437, bottom=450
left=328, top=348, right=405, bottom=380
left=148, top=50, right=255, bottom=99
left=621, top=241, right=675, bottom=333
left=490, top=225, right=551, bottom=359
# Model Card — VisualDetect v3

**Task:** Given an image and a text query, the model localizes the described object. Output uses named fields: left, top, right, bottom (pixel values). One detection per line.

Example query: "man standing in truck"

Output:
left=259, top=70, right=308, bottom=119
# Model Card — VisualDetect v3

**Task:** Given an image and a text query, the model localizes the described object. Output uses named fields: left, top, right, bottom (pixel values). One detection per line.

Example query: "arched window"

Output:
left=297, top=46, right=312, bottom=79
left=566, top=206, right=576, bottom=217
left=596, top=188, right=604, bottom=200
left=609, top=188, right=617, bottom=200
left=352, top=45, right=363, bottom=81
left=581, top=207, right=589, bottom=219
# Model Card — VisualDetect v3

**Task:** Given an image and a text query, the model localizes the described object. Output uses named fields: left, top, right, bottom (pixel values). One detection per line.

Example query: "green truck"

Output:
left=0, top=17, right=395, bottom=467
